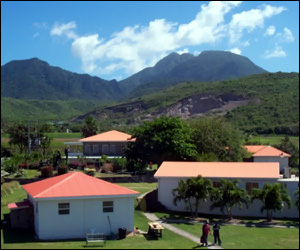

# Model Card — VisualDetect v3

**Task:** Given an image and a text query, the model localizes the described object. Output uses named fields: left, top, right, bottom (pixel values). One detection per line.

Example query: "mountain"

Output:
left=1, top=58, right=123, bottom=101
left=120, top=51, right=267, bottom=96
left=71, top=72, right=299, bottom=135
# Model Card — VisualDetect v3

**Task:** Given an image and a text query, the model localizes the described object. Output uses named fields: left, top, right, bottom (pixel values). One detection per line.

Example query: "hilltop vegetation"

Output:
left=73, top=72, right=299, bottom=135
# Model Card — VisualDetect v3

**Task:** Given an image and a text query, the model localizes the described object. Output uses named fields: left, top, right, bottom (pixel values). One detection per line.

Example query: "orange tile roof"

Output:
left=79, top=130, right=135, bottom=142
left=154, top=161, right=279, bottom=179
left=22, top=172, right=139, bottom=199
left=244, top=145, right=290, bottom=157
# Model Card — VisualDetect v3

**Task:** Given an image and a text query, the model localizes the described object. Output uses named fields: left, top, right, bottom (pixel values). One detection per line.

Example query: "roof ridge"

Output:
left=34, top=172, right=77, bottom=198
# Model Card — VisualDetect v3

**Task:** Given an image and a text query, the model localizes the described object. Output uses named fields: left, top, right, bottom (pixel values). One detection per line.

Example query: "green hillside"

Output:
left=1, top=98, right=111, bottom=122
left=73, top=72, right=299, bottom=135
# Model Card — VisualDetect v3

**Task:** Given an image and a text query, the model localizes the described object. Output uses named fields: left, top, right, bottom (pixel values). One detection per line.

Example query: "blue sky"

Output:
left=1, top=1, right=299, bottom=81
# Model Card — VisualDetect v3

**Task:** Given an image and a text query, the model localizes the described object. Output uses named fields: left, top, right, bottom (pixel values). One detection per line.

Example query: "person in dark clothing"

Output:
left=213, top=222, right=222, bottom=246
left=64, top=147, right=69, bottom=163
left=56, top=150, right=62, bottom=165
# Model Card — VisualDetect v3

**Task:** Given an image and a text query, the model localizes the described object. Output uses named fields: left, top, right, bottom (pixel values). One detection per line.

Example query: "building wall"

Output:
left=35, top=197, right=135, bottom=240
left=253, top=156, right=289, bottom=172
left=82, top=142, right=127, bottom=156
left=157, top=177, right=299, bottom=219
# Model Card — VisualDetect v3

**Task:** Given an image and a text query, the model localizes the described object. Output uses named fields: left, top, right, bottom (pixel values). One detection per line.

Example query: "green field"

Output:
left=249, top=135, right=299, bottom=148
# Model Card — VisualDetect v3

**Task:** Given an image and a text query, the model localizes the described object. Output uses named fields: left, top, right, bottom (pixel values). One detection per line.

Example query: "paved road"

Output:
left=144, top=212, right=222, bottom=249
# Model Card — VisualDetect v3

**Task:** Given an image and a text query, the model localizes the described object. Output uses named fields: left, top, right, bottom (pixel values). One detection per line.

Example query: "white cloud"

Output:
left=50, top=2, right=288, bottom=78
left=275, top=27, right=294, bottom=43
left=176, top=48, right=189, bottom=54
left=228, top=4, right=286, bottom=45
left=50, top=21, right=78, bottom=40
left=263, top=45, right=287, bottom=59
left=229, top=48, right=242, bottom=55
left=264, top=25, right=276, bottom=36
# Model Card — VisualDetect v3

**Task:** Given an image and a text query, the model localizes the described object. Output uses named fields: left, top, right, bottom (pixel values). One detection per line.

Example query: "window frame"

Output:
left=103, top=201, right=114, bottom=213
left=58, top=203, right=70, bottom=215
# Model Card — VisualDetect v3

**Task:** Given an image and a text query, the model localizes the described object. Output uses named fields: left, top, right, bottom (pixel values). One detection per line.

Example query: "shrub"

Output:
left=112, top=158, right=127, bottom=172
left=101, top=163, right=114, bottom=173
left=14, top=169, right=27, bottom=178
left=84, top=168, right=96, bottom=176
left=57, top=165, right=68, bottom=176
left=40, top=166, right=54, bottom=178
left=4, top=162, right=18, bottom=174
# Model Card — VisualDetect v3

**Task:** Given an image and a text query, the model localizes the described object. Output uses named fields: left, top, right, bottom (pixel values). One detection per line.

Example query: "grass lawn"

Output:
left=1, top=182, right=200, bottom=249
left=154, top=212, right=299, bottom=249
left=249, top=135, right=299, bottom=148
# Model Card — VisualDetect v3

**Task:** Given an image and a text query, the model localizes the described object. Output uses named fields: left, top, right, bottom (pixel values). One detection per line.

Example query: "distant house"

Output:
left=79, top=130, right=135, bottom=157
left=8, top=172, right=139, bottom=240
left=155, top=161, right=299, bottom=219
left=244, top=145, right=291, bottom=173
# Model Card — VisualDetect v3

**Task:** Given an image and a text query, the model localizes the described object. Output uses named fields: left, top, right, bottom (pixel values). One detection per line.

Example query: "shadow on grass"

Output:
left=143, top=233, right=159, bottom=241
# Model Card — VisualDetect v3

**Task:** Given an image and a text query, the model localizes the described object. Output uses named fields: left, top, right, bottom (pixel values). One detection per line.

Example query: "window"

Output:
left=110, top=145, right=116, bottom=154
left=246, top=182, right=258, bottom=194
left=85, top=145, right=91, bottom=154
left=58, top=203, right=70, bottom=215
left=102, top=145, right=109, bottom=155
left=93, top=145, right=99, bottom=154
left=103, top=201, right=114, bottom=213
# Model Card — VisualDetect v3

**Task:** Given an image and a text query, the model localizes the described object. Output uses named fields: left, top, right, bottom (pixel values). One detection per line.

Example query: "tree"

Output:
left=251, top=183, right=292, bottom=221
left=190, top=118, right=246, bottom=162
left=7, top=123, right=29, bottom=153
left=295, top=188, right=299, bottom=210
left=172, top=176, right=212, bottom=217
left=81, top=116, right=98, bottom=138
left=125, top=116, right=197, bottom=167
left=275, top=135, right=299, bottom=169
left=210, top=179, right=249, bottom=220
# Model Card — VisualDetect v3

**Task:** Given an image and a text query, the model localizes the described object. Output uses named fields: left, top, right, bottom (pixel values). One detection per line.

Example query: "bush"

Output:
left=40, top=166, right=54, bottom=178
left=4, top=162, right=18, bottom=175
left=112, top=158, right=127, bottom=172
left=57, top=165, right=68, bottom=176
left=14, top=169, right=27, bottom=178
left=84, top=168, right=96, bottom=176
left=101, top=163, right=114, bottom=173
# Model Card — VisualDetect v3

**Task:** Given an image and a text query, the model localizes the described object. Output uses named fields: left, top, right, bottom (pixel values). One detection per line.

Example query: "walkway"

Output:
left=144, top=212, right=222, bottom=249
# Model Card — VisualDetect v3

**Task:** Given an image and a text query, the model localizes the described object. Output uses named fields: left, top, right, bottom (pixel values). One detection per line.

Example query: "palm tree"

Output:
left=295, top=188, right=299, bottom=210
left=251, top=183, right=292, bottom=221
left=172, top=176, right=213, bottom=217
left=172, top=179, right=194, bottom=215
left=191, top=176, right=213, bottom=217
left=210, top=179, right=249, bottom=220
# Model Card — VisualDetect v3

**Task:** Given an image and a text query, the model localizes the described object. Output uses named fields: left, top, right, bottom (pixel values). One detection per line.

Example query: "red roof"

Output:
left=8, top=200, right=32, bottom=210
left=79, top=130, right=135, bottom=142
left=155, top=161, right=280, bottom=179
left=244, top=145, right=290, bottom=157
left=22, top=172, right=139, bottom=199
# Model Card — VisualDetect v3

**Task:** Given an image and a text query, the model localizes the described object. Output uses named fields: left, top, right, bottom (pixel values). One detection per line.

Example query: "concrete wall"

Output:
left=253, top=156, right=289, bottom=172
left=157, top=177, right=299, bottom=219
left=35, top=197, right=135, bottom=240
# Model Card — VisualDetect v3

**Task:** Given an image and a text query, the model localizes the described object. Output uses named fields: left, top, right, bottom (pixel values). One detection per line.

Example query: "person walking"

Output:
left=213, top=222, right=222, bottom=246
left=200, top=220, right=211, bottom=247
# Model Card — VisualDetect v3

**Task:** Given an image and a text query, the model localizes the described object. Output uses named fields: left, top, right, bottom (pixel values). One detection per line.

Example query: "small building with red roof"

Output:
left=244, top=145, right=291, bottom=173
left=78, top=130, right=135, bottom=157
left=12, top=171, right=139, bottom=240
left=155, top=161, right=299, bottom=219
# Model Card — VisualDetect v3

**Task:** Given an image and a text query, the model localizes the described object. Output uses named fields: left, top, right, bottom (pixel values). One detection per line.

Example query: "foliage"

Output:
left=125, top=116, right=197, bottom=167
left=251, top=183, right=292, bottom=221
left=14, top=169, right=27, bottom=178
left=173, top=176, right=213, bottom=217
left=57, top=165, right=68, bottom=176
left=275, top=135, right=299, bottom=168
left=81, top=116, right=98, bottom=138
left=1, top=144, right=12, bottom=157
left=190, top=118, right=246, bottom=161
left=3, top=157, right=20, bottom=174
left=210, top=179, right=250, bottom=220
left=6, top=123, right=28, bottom=153
left=295, top=188, right=299, bottom=210
left=84, top=167, right=96, bottom=176
left=40, top=166, right=54, bottom=178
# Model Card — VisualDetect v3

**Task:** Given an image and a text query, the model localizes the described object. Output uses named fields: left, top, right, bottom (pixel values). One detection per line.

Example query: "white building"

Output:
left=155, top=162, right=299, bottom=219
left=244, top=145, right=291, bottom=173
left=14, top=172, right=139, bottom=240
